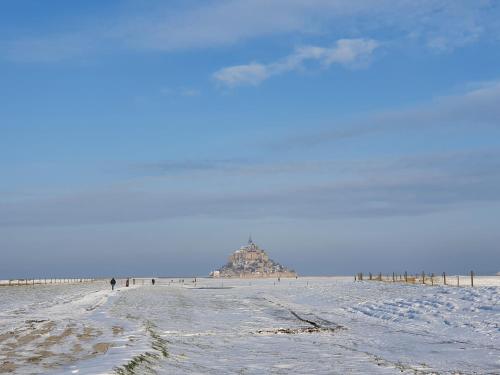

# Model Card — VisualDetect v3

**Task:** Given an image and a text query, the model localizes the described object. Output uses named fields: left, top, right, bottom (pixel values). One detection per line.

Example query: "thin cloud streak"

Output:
left=213, top=39, right=379, bottom=87
left=1, top=150, right=499, bottom=227
left=279, top=80, right=500, bottom=148
left=129, top=159, right=245, bottom=175
left=160, top=87, right=201, bottom=97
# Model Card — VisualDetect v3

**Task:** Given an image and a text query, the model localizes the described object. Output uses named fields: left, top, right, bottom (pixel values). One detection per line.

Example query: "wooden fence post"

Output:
left=470, top=270, right=474, bottom=287
left=443, top=272, right=446, bottom=285
left=457, top=275, right=460, bottom=287
left=422, top=271, right=425, bottom=284
left=431, top=273, right=434, bottom=286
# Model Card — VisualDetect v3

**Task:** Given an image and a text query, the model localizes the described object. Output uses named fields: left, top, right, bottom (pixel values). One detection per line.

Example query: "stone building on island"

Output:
left=210, top=237, right=297, bottom=278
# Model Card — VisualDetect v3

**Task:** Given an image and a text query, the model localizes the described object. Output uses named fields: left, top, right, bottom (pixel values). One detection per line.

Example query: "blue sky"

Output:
left=1, top=1, right=500, bottom=277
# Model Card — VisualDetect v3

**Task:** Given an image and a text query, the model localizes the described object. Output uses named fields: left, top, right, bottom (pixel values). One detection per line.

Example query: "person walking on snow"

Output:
left=110, top=278, right=116, bottom=290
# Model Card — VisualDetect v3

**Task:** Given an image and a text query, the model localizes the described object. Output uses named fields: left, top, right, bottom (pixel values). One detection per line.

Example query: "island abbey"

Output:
left=210, top=237, right=297, bottom=278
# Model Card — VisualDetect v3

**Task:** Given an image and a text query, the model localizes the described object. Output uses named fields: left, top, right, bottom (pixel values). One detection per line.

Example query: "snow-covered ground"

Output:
left=0, top=277, right=498, bottom=374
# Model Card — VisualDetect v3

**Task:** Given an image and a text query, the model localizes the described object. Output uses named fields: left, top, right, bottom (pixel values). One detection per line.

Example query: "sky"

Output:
left=1, top=0, right=500, bottom=278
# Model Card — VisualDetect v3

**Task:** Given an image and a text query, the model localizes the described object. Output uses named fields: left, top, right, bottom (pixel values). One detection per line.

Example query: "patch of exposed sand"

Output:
left=42, top=327, right=74, bottom=347
left=92, top=342, right=111, bottom=354
left=16, top=333, right=40, bottom=346
left=72, top=343, right=83, bottom=353
left=0, top=320, right=119, bottom=373
left=112, top=326, right=124, bottom=336
left=9, top=321, right=56, bottom=347
left=0, top=361, right=17, bottom=373
left=77, top=326, right=101, bottom=341
left=37, top=321, right=56, bottom=335
left=26, top=355, right=43, bottom=364
left=0, top=333, right=14, bottom=343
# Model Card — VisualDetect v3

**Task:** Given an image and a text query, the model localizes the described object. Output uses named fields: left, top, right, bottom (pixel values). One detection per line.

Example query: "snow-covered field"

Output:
left=0, top=277, right=498, bottom=374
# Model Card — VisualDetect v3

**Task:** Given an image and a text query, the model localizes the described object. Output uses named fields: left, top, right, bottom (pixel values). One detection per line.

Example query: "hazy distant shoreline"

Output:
left=2, top=274, right=499, bottom=287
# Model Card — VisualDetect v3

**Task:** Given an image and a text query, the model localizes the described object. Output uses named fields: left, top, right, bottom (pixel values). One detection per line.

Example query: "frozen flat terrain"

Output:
left=0, top=277, right=499, bottom=374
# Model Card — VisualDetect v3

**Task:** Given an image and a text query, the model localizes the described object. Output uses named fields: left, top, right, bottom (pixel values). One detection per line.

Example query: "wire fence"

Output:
left=355, top=271, right=476, bottom=287
left=0, top=278, right=97, bottom=286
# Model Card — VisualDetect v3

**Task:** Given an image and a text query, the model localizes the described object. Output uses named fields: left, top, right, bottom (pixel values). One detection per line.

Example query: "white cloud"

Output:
left=3, top=33, right=94, bottom=63
left=1, top=1, right=498, bottom=62
left=213, top=39, right=378, bottom=87
left=324, top=39, right=379, bottom=65
left=212, top=63, right=270, bottom=86
left=118, top=0, right=499, bottom=53
left=160, top=87, right=201, bottom=97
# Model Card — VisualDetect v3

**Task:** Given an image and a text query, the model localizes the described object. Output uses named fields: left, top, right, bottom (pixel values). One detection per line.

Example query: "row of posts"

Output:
left=2, top=278, right=95, bottom=286
left=355, top=271, right=475, bottom=287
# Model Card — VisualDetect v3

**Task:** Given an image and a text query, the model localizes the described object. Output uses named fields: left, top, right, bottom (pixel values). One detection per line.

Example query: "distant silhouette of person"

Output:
left=133, top=278, right=135, bottom=285
left=125, top=278, right=130, bottom=287
left=152, top=278, right=155, bottom=285
left=110, top=278, right=116, bottom=290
